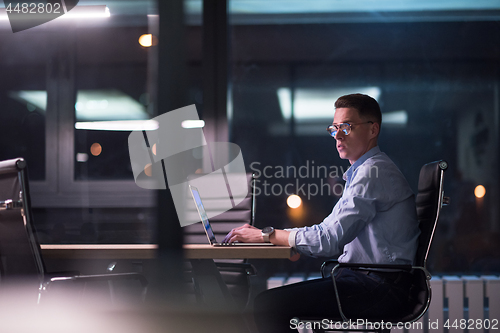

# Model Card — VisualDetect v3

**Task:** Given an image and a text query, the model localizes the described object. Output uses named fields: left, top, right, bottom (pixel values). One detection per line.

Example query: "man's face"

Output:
left=332, top=107, right=378, bottom=164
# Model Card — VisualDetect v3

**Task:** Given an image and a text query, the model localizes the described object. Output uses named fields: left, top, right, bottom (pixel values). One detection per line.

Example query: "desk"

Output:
left=40, top=244, right=292, bottom=260
left=41, top=244, right=292, bottom=311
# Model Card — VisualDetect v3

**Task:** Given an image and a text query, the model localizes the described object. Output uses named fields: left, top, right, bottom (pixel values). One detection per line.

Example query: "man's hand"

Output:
left=222, top=224, right=263, bottom=243
left=223, top=224, right=293, bottom=246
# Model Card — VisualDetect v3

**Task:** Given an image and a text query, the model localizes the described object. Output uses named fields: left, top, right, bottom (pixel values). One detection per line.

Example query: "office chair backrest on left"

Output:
left=0, top=157, right=149, bottom=304
left=0, top=158, right=45, bottom=290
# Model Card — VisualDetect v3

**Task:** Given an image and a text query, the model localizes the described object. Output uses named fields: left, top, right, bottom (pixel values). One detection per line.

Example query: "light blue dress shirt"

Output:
left=286, top=146, right=419, bottom=265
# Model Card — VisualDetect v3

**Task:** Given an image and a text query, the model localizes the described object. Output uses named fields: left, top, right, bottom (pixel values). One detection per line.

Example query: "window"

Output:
left=0, top=2, right=158, bottom=244
left=74, top=28, right=150, bottom=181
left=0, top=33, right=48, bottom=180
left=229, top=1, right=500, bottom=273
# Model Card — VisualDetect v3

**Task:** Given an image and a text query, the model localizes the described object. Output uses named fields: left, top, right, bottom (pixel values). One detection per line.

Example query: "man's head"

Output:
left=334, top=93, right=382, bottom=126
left=330, top=94, right=381, bottom=164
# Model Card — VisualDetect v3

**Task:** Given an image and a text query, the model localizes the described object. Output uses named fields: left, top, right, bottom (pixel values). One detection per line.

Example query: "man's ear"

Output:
left=371, top=122, right=380, bottom=138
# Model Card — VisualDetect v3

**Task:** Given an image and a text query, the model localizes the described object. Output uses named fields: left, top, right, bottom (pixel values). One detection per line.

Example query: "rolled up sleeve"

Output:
left=293, top=193, right=377, bottom=257
left=287, top=162, right=381, bottom=257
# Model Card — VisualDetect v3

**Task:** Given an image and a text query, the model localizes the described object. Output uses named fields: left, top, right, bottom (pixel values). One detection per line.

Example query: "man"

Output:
left=224, top=93, right=419, bottom=333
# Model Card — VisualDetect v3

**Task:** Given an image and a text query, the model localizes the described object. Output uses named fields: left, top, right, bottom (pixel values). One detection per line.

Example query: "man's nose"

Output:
left=334, top=130, right=344, bottom=140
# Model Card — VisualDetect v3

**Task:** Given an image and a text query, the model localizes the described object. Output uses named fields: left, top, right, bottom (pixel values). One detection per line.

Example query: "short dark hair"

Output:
left=334, top=93, right=382, bottom=125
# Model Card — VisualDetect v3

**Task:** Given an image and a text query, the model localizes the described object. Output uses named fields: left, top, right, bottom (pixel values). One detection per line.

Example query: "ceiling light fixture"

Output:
left=277, top=87, right=381, bottom=121
left=0, top=5, right=110, bottom=21
left=75, top=120, right=159, bottom=131
left=181, top=120, right=205, bottom=129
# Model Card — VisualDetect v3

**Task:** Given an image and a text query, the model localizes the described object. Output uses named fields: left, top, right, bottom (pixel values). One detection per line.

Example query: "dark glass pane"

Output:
left=0, top=64, right=46, bottom=180
left=74, top=27, right=149, bottom=181
left=230, top=3, right=500, bottom=274
left=33, top=208, right=156, bottom=244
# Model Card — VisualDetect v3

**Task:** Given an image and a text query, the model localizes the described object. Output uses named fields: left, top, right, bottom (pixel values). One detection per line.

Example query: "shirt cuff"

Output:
left=288, top=230, right=298, bottom=248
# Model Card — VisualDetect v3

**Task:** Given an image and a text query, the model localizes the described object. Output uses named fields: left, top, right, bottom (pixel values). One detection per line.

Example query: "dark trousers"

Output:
left=253, top=268, right=413, bottom=333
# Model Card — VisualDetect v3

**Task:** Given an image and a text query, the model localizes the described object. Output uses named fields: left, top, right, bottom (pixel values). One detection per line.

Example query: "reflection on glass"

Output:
left=1, top=90, right=46, bottom=180
left=74, top=90, right=148, bottom=122
left=229, top=0, right=500, bottom=273
left=74, top=89, right=150, bottom=180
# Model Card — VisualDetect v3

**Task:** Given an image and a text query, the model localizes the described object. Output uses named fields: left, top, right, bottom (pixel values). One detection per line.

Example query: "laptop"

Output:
left=189, top=185, right=274, bottom=246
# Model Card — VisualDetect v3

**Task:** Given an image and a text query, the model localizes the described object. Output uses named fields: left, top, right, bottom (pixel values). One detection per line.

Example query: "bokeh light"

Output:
left=287, top=194, right=302, bottom=209
left=144, top=163, right=152, bottom=177
left=139, top=34, right=153, bottom=47
left=90, top=143, right=102, bottom=156
left=474, top=185, right=486, bottom=199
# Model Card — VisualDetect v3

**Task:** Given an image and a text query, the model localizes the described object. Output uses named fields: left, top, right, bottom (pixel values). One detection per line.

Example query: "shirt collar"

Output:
left=342, top=146, right=381, bottom=183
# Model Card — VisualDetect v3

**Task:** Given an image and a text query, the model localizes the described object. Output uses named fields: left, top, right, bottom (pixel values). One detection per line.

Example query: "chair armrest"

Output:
left=332, top=262, right=413, bottom=272
left=215, top=262, right=257, bottom=276
left=48, top=272, right=148, bottom=287
left=320, top=259, right=339, bottom=278
left=331, top=263, right=431, bottom=280
left=44, top=272, right=149, bottom=303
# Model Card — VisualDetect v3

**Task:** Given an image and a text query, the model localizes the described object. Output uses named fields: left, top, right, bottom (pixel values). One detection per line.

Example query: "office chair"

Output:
left=183, top=173, right=257, bottom=310
left=303, top=160, right=449, bottom=333
left=0, top=157, right=148, bottom=303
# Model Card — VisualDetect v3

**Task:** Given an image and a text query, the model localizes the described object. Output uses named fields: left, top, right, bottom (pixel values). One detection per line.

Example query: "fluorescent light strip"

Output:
left=382, top=110, right=408, bottom=125
left=61, top=5, right=110, bottom=19
left=181, top=120, right=205, bottom=128
left=0, top=6, right=109, bottom=21
left=75, top=120, right=159, bottom=131
left=277, top=87, right=381, bottom=121
left=187, top=0, right=500, bottom=15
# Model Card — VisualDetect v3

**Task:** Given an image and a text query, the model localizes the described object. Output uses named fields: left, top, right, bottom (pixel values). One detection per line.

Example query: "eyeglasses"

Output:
left=326, top=121, right=374, bottom=138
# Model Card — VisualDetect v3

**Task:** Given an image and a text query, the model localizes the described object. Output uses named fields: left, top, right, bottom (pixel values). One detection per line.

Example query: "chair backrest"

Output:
left=415, top=160, right=448, bottom=269
left=0, top=158, right=45, bottom=285
left=183, top=173, right=256, bottom=244
left=399, top=161, right=448, bottom=323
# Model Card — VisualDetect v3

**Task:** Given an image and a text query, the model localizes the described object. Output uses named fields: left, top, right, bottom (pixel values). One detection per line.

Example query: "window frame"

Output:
left=29, top=30, right=155, bottom=208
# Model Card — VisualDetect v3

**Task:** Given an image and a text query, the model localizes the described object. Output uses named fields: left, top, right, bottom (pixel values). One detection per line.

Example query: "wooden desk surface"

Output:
left=40, top=244, right=292, bottom=260
left=184, top=244, right=291, bottom=259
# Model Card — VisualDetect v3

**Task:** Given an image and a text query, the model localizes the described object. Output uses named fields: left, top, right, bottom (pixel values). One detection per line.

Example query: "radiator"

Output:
left=406, top=275, right=500, bottom=333
left=267, top=275, right=500, bottom=333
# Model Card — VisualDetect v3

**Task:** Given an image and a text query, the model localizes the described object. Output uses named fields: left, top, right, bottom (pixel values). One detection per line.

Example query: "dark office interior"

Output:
left=0, top=1, right=499, bottom=332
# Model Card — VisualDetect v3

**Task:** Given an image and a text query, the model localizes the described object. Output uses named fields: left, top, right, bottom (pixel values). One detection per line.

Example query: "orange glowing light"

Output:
left=139, top=34, right=156, bottom=47
left=90, top=143, right=102, bottom=156
left=152, top=143, right=157, bottom=155
left=287, top=195, right=302, bottom=209
left=474, top=185, right=486, bottom=199
left=144, top=163, right=152, bottom=177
